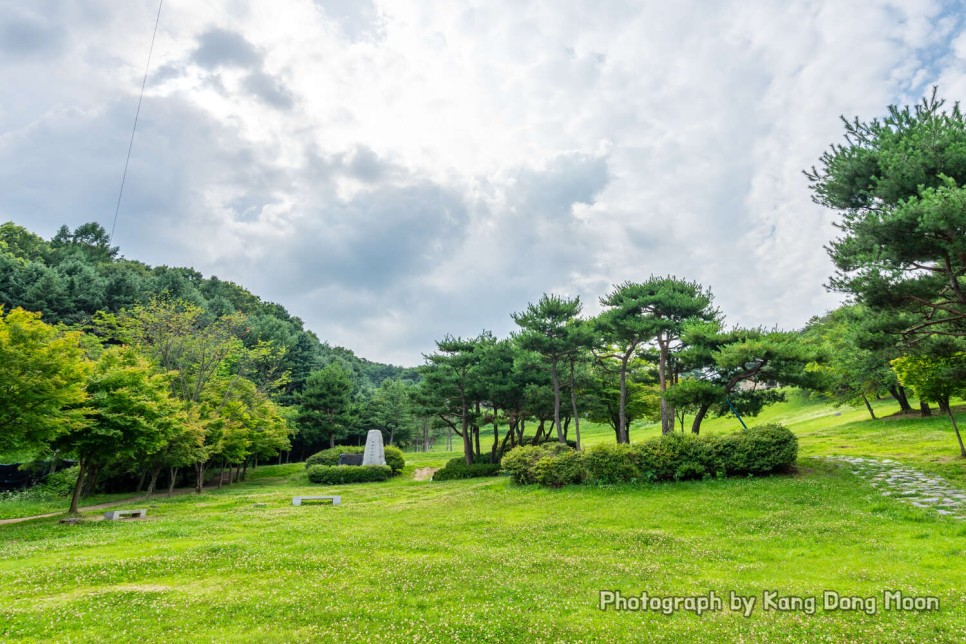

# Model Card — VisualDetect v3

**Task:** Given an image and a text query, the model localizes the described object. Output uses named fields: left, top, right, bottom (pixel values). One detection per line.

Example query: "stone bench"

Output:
left=292, top=495, right=341, bottom=506
left=104, top=509, right=147, bottom=520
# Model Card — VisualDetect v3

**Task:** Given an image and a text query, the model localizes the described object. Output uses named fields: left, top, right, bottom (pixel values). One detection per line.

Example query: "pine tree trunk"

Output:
left=570, top=367, right=582, bottom=450
left=461, top=396, right=473, bottom=466
left=889, top=385, right=913, bottom=412
left=898, top=386, right=912, bottom=410
left=551, top=360, right=564, bottom=443
left=945, top=406, right=966, bottom=458
left=534, top=419, right=545, bottom=443
left=938, top=397, right=951, bottom=415
left=618, top=354, right=630, bottom=444
left=862, top=394, right=877, bottom=420
left=491, top=418, right=500, bottom=462
left=500, top=422, right=514, bottom=454
left=691, top=403, right=712, bottom=434
left=658, top=340, right=673, bottom=435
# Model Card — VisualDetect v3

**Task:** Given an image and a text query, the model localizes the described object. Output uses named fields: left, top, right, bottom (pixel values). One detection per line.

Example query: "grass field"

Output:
left=1, top=393, right=965, bottom=642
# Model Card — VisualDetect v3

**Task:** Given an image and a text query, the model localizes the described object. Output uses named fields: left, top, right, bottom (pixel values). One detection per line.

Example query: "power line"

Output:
left=109, top=0, right=164, bottom=245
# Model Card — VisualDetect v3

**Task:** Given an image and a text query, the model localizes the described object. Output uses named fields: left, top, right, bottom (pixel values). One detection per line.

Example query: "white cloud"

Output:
left=1, top=0, right=964, bottom=365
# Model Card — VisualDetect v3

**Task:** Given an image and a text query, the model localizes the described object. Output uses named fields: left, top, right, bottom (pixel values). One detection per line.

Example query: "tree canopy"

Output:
left=0, top=307, right=90, bottom=453
left=807, top=88, right=966, bottom=339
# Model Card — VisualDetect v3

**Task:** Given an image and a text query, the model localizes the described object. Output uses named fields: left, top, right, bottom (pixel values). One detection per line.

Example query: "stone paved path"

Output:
left=825, top=456, right=966, bottom=519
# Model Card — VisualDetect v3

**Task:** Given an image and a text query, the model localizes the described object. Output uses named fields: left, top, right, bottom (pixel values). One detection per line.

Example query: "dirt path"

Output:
left=0, top=484, right=217, bottom=526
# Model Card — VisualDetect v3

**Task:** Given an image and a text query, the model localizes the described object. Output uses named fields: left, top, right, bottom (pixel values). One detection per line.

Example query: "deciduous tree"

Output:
left=0, top=307, right=90, bottom=453
left=892, top=351, right=966, bottom=457
left=58, top=346, right=180, bottom=513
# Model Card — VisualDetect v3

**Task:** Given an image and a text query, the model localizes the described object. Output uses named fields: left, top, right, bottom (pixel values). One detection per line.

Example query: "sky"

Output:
left=2, top=0, right=965, bottom=366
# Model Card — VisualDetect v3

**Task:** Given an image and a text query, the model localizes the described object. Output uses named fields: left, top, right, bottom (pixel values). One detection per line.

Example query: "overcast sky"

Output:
left=2, top=0, right=965, bottom=366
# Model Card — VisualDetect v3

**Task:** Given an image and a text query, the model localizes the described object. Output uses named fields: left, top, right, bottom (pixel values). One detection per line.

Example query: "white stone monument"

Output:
left=361, top=429, right=386, bottom=466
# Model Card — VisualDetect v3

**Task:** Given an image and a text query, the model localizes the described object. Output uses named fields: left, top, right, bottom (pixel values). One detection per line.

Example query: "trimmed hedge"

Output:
left=433, top=457, right=501, bottom=481
left=305, top=444, right=405, bottom=474
left=307, top=464, right=392, bottom=484
left=305, top=446, right=364, bottom=468
left=502, top=424, right=798, bottom=487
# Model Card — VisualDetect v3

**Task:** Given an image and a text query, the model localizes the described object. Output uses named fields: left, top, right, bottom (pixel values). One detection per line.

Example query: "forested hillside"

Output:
left=0, top=221, right=413, bottom=395
left=0, top=221, right=417, bottom=483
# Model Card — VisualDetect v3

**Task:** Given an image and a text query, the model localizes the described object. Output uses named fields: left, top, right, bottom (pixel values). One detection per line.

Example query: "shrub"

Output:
left=506, top=424, right=797, bottom=487
left=725, top=423, right=798, bottom=475
left=305, top=446, right=365, bottom=468
left=306, top=464, right=392, bottom=484
left=533, top=450, right=586, bottom=487
left=433, top=458, right=501, bottom=481
left=501, top=443, right=575, bottom=484
left=383, top=445, right=405, bottom=474
left=40, top=466, right=80, bottom=496
left=636, top=433, right=718, bottom=481
left=584, top=444, right=641, bottom=484
left=471, top=451, right=502, bottom=464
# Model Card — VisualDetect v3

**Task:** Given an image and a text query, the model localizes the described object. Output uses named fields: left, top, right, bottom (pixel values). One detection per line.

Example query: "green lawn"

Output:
left=1, top=395, right=965, bottom=642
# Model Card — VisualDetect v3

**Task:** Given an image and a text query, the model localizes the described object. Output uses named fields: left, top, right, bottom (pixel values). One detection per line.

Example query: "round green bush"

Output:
left=384, top=445, right=405, bottom=474
left=728, top=423, right=798, bottom=475
left=306, top=464, right=391, bottom=484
